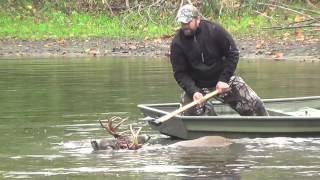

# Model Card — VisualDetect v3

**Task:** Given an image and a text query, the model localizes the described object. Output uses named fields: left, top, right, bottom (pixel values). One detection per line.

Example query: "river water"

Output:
left=0, top=57, right=320, bottom=179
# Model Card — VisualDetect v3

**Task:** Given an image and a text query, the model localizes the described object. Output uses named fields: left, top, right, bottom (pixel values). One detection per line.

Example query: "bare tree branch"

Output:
left=288, top=17, right=320, bottom=26
left=278, top=2, right=320, bottom=16
left=262, top=24, right=320, bottom=30
left=103, top=0, right=114, bottom=16
left=305, top=0, right=317, bottom=8
left=257, top=2, right=317, bottom=21
left=253, top=10, right=276, bottom=22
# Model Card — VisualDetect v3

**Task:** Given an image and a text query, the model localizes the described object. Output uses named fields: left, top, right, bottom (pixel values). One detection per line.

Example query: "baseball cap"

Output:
left=176, top=4, right=199, bottom=23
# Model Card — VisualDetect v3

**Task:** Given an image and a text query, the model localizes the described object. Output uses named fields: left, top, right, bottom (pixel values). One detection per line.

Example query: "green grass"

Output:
left=0, top=11, right=176, bottom=40
left=219, top=15, right=273, bottom=37
left=0, top=8, right=317, bottom=40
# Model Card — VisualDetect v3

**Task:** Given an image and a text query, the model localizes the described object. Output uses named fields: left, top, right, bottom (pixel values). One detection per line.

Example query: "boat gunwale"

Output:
left=137, top=96, right=320, bottom=121
left=139, top=96, right=320, bottom=108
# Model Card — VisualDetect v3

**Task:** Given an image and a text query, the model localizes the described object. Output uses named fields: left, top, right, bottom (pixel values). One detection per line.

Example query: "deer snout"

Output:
left=137, top=134, right=151, bottom=144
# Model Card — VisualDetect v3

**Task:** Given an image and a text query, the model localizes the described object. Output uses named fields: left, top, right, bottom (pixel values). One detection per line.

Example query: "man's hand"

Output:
left=216, top=81, right=230, bottom=94
left=193, top=92, right=205, bottom=107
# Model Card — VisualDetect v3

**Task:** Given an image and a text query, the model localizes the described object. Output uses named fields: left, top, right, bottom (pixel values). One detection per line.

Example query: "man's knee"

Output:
left=247, top=98, right=269, bottom=116
left=181, top=92, right=200, bottom=116
left=254, top=101, right=269, bottom=116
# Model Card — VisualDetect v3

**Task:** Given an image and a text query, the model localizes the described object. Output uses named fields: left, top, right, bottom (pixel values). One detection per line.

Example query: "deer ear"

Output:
left=145, top=135, right=151, bottom=143
left=91, top=140, right=99, bottom=151
left=138, top=134, right=151, bottom=144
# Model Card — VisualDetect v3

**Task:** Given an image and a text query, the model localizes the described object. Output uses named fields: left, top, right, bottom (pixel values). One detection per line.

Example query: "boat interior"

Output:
left=140, top=96, right=320, bottom=117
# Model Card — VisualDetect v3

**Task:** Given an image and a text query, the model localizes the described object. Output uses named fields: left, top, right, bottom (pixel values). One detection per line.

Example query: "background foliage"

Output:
left=0, top=0, right=319, bottom=39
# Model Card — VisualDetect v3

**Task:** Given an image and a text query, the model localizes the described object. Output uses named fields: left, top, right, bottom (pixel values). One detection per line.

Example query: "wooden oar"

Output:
left=152, top=90, right=220, bottom=125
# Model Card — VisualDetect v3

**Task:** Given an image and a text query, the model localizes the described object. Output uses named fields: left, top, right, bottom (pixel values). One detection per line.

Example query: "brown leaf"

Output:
left=85, top=48, right=99, bottom=56
left=260, top=12, right=268, bottom=17
left=268, top=6, right=276, bottom=11
left=294, top=15, right=305, bottom=23
left=153, top=38, right=162, bottom=44
left=128, top=45, right=137, bottom=50
left=283, top=32, right=290, bottom=37
left=255, top=40, right=265, bottom=49
left=295, top=29, right=305, bottom=41
left=273, top=52, right=284, bottom=60
left=57, top=39, right=66, bottom=45
left=265, top=51, right=272, bottom=55
left=282, top=32, right=290, bottom=41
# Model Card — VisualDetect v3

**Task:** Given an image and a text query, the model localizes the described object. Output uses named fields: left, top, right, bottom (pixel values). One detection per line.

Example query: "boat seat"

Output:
left=267, top=107, right=320, bottom=117
left=286, top=107, right=320, bottom=117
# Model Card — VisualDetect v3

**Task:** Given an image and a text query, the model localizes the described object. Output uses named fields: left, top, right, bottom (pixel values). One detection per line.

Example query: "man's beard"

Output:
left=182, top=28, right=196, bottom=37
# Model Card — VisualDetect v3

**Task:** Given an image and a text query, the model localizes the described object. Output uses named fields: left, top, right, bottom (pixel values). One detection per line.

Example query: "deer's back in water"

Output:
left=170, top=136, right=232, bottom=148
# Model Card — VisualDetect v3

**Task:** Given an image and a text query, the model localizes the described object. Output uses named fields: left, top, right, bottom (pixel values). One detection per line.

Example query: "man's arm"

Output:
left=216, top=24, right=239, bottom=83
left=170, top=43, right=200, bottom=97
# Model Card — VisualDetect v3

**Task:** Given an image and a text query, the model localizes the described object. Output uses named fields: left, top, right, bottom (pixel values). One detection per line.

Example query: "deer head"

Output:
left=92, top=116, right=151, bottom=151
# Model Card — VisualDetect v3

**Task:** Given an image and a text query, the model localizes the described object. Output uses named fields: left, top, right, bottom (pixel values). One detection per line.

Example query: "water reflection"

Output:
left=49, top=139, right=243, bottom=179
left=0, top=58, right=320, bottom=179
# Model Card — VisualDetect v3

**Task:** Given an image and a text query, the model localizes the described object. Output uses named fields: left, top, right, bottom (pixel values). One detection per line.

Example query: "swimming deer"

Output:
left=91, top=117, right=232, bottom=151
left=91, top=116, right=151, bottom=151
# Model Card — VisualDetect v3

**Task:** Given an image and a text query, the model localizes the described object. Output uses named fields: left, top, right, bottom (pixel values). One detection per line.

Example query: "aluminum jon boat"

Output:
left=138, top=96, right=320, bottom=139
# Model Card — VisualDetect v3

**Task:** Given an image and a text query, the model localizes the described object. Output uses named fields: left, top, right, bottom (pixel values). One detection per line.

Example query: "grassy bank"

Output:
left=0, top=11, right=175, bottom=40
left=0, top=1, right=319, bottom=40
left=0, top=12, right=280, bottom=40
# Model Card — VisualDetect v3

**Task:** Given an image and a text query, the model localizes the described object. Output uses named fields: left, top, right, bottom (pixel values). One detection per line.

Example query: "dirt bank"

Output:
left=0, top=37, right=319, bottom=62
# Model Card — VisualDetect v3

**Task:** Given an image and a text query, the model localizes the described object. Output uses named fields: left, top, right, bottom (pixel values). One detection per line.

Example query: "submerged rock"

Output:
left=170, top=136, right=232, bottom=148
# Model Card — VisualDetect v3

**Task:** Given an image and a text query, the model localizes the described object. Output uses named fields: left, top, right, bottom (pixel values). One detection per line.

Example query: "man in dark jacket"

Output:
left=170, top=4, right=268, bottom=116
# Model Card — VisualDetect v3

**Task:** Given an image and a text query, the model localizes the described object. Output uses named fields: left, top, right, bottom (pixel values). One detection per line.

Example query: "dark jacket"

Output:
left=170, top=20, right=239, bottom=97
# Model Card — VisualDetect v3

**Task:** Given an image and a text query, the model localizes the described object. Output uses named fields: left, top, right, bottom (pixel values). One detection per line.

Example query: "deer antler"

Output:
left=99, top=116, right=128, bottom=138
left=128, top=124, right=143, bottom=150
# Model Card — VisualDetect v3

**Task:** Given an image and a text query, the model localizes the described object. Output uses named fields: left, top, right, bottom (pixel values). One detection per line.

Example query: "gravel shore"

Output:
left=0, top=38, right=319, bottom=62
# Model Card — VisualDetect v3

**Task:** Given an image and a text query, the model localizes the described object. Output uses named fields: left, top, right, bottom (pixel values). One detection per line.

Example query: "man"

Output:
left=170, top=4, right=268, bottom=116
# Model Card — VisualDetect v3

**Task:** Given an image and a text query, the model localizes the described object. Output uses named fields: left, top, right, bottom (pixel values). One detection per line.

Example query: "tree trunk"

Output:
left=125, top=0, right=130, bottom=10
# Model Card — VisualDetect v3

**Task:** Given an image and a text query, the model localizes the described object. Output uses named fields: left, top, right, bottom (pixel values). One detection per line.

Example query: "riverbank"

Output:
left=0, top=37, right=319, bottom=62
left=1, top=1, right=319, bottom=61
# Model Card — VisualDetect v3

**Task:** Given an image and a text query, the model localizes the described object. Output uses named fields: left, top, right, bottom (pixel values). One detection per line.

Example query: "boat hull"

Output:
left=138, top=96, right=320, bottom=139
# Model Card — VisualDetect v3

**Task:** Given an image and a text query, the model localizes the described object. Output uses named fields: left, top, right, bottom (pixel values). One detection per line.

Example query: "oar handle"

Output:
left=156, top=90, right=220, bottom=123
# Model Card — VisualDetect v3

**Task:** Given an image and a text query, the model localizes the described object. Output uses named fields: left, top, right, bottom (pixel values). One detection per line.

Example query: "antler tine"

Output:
left=108, top=116, right=118, bottom=128
left=113, top=117, right=128, bottom=129
left=99, top=119, right=108, bottom=130
left=107, top=118, right=114, bottom=129
left=129, top=125, right=143, bottom=149
left=130, top=124, right=142, bottom=136
left=136, top=127, right=142, bottom=136
left=98, top=118, right=122, bottom=138
left=129, top=125, right=137, bottom=148
left=110, top=116, right=120, bottom=121
left=99, top=119, right=113, bottom=134
left=107, top=116, right=126, bottom=129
